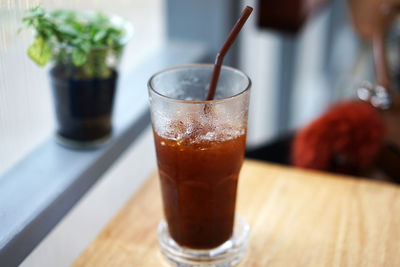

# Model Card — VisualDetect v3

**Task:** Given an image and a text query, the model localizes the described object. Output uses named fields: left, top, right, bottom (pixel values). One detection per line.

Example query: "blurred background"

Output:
left=1, top=0, right=385, bottom=174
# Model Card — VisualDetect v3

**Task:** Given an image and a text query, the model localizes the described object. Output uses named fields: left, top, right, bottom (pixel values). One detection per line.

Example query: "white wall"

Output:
left=239, top=0, right=279, bottom=147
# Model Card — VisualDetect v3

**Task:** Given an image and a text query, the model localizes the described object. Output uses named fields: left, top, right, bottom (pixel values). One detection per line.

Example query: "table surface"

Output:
left=72, top=160, right=400, bottom=267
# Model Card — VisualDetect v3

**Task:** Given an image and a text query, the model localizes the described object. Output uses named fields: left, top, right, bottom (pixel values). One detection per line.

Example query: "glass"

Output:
left=148, top=64, right=251, bottom=266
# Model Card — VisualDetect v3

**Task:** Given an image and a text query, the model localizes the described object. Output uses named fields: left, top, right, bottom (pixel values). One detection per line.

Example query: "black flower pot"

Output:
left=50, top=66, right=118, bottom=148
left=22, top=8, right=133, bottom=149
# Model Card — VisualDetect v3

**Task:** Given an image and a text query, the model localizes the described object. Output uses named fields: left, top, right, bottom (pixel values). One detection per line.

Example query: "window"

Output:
left=0, top=0, right=165, bottom=174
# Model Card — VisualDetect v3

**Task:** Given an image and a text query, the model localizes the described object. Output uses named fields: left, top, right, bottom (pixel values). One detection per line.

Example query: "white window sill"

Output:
left=21, top=126, right=156, bottom=267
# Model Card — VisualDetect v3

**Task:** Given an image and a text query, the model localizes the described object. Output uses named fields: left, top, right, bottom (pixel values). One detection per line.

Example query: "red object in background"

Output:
left=258, top=0, right=305, bottom=33
left=258, top=0, right=330, bottom=34
left=292, top=101, right=385, bottom=174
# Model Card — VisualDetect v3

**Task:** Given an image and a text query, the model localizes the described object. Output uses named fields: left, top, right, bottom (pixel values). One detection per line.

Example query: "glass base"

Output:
left=158, top=216, right=250, bottom=267
left=54, top=133, right=110, bottom=149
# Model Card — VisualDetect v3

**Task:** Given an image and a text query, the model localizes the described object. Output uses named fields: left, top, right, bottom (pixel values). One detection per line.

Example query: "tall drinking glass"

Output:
left=148, top=64, right=251, bottom=266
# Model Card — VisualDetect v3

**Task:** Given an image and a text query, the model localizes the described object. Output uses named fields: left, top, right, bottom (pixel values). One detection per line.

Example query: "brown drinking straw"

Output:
left=206, top=6, right=253, bottom=101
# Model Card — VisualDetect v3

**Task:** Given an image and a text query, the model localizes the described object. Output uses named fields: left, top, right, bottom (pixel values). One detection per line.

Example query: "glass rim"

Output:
left=148, top=64, right=251, bottom=104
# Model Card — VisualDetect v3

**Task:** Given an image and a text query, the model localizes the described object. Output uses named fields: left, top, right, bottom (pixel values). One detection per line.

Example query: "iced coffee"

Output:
left=148, top=64, right=250, bottom=265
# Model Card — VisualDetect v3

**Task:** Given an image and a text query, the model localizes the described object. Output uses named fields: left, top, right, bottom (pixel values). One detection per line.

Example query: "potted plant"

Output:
left=21, top=7, right=133, bottom=148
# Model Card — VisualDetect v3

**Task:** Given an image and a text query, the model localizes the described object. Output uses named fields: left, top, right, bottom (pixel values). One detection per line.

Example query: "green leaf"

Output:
left=72, top=48, right=87, bottom=66
left=93, top=30, right=106, bottom=42
left=57, top=24, right=78, bottom=36
left=79, top=41, right=91, bottom=53
left=21, top=7, right=127, bottom=78
left=27, top=37, right=51, bottom=66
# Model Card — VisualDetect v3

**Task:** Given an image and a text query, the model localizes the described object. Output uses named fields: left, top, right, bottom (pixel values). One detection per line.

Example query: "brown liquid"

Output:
left=154, top=129, right=246, bottom=249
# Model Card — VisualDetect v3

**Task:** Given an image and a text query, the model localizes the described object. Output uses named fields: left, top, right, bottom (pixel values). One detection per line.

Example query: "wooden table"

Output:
left=72, top=160, right=400, bottom=267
